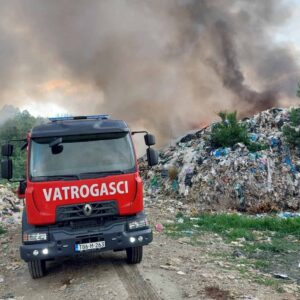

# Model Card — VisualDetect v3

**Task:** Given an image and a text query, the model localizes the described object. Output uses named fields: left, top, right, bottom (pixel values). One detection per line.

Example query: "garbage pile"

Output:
left=0, top=184, right=22, bottom=226
left=141, top=108, right=300, bottom=213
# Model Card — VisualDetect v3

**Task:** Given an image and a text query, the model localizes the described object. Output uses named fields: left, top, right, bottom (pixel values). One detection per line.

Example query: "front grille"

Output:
left=69, top=216, right=115, bottom=229
left=56, top=201, right=118, bottom=222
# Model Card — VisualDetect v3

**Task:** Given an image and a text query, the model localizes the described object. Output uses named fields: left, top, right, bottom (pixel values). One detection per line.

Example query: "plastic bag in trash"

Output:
left=155, top=223, right=164, bottom=232
left=249, top=133, right=258, bottom=142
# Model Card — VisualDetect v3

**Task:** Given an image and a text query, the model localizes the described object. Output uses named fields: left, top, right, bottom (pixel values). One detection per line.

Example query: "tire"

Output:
left=126, top=246, right=143, bottom=264
left=28, top=260, right=46, bottom=279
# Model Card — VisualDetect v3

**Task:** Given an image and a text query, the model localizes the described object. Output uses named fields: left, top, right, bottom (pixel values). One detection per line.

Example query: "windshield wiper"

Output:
left=32, top=175, right=80, bottom=182
left=79, top=170, right=125, bottom=179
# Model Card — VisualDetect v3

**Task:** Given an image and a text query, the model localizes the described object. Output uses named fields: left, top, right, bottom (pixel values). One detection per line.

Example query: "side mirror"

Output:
left=1, top=158, right=13, bottom=179
left=51, top=144, right=64, bottom=155
left=2, top=144, right=14, bottom=156
left=49, top=137, right=62, bottom=148
left=144, top=134, right=156, bottom=146
left=146, top=148, right=158, bottom=167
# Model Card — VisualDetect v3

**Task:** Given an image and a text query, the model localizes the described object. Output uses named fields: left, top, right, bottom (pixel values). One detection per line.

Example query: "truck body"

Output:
left=1, top=115, right=158, bottom=278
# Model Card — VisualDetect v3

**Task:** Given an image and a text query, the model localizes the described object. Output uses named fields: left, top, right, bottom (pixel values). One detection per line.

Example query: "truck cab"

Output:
left=1, top=115, right=158, bottom=278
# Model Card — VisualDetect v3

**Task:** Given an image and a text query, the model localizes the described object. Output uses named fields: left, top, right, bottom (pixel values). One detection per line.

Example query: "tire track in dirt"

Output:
left=113, top=261, right=160, bottom=300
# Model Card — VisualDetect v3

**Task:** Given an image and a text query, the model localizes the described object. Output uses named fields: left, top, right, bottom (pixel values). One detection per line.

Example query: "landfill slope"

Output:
left=141, top=108, right=300, bottom=213
left=0, top=184, right=22, bottom=227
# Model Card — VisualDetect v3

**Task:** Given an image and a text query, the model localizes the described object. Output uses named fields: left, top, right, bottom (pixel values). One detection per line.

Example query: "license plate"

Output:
left=75, top=241, right=105, bottom=252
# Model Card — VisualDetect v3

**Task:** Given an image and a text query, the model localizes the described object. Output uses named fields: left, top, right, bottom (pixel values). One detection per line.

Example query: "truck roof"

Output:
left=31, top=119, right=129, bottom=138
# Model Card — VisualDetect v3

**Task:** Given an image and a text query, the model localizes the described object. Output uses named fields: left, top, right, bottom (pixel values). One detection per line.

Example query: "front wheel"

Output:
left=28, top=260, right=46, bottom=279
left=126, top=246, right=143, bottom=264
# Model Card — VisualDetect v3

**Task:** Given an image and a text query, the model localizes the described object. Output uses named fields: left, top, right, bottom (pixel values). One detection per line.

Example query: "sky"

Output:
left=275, top=0, right=300, bottom=47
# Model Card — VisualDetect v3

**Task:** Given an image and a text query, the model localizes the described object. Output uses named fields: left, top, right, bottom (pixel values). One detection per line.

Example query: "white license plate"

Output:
left=75, top=241, right=105, bottom=252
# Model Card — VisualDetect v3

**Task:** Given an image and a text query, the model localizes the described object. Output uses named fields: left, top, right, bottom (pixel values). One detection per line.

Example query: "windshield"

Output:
left=29, top=132, right=136, bottom=181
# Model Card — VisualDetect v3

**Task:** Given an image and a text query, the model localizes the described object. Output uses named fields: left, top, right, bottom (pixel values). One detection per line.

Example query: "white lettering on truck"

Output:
left=61, top=186, right=70, bottom=200
left=43, top=188, right=52, bottom=202
left=43, top=181, right=129, bottom=202
left=53, top=188, right=62, bottom=201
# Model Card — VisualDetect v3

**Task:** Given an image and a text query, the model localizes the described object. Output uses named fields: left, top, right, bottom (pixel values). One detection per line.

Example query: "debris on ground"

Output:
left=140, top=108, right=300, bottom=214
left=0, top=184, right=22, bottom=226
left=277, top=212, right=300, bottom=219
left=273, top=273, right=290, bottom=280
left=155, top=223, right=164, bottom=232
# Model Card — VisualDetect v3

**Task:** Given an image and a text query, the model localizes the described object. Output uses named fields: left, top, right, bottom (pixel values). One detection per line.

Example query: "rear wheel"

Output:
left=126, top=246, right=143, bottom=264
left=28, top=260, right=46, bottom=279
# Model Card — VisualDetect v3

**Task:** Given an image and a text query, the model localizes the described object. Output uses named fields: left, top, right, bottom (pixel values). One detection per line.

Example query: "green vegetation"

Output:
left=282, top=83, right=300, bottom=148
left=0, top=225, right=5, bottom=235
left=246, top=141, right=268, bottom=152
left=167, top=213, right=300, bottom=240
left=211, top=111, right=248, bottom=148
left=165, top=213, right=300, bottom=283
left=253, top=276, right=284, bottom=292
left=0, top=110, right=45, bottom=179
left=210, top=111, right=268, bottom=152
left=283, top=108, right=300, bottom=148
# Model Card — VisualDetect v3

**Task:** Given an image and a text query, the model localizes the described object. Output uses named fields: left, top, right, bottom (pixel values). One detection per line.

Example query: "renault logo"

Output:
left=83, top=204, right=93, bottom=216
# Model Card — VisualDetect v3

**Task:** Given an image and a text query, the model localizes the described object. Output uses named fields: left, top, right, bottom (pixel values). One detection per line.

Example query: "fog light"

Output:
left=129, top=237, right=136, bottom=243
left=33, top=250, right=39, bottom=256
left=138, top=236, right=143, bottom=242
left=42, top=248, right=49, bottom=255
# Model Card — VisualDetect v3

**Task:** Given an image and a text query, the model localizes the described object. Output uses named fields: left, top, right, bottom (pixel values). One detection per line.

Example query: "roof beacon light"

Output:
left=48, top=115, right=110, bottom=122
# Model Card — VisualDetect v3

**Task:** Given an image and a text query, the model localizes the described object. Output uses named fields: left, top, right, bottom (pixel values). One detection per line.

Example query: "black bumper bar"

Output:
left=20, top=214, right=152, bottom=262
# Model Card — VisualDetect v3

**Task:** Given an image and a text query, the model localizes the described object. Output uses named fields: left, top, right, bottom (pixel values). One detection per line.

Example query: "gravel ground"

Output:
left=0, top=206, right=299, bottom=300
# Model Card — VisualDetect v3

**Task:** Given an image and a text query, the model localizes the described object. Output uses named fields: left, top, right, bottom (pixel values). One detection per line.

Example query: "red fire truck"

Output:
left=1, top=115, right=158, bottom=279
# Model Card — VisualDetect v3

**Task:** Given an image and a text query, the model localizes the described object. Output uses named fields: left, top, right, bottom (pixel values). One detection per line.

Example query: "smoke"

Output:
left=208, top=20, right=279, bottom=115
left=0, top=0, right=299, bottom=145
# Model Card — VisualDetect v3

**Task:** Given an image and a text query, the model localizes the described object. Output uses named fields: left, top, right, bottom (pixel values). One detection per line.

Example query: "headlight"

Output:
left=128, top=218, right=148, bottom=230
left=23, top=232, right=48, bottom=242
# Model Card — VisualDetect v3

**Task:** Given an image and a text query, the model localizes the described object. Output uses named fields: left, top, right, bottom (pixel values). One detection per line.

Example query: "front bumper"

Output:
left=20, top=215, right=152, bottom=262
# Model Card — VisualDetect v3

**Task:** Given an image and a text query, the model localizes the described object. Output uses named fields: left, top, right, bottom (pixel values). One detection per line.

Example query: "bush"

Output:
left=289, top=107, right=300, bottom=125
left=247, top=142, right=268, bottom=152
left=210, top=111, right=249, bottom=148
left=282, top=108, right=300, bottom=148
left=210, top=111, right=269, bottom=152
left=0, top=225, right=5, bottom=235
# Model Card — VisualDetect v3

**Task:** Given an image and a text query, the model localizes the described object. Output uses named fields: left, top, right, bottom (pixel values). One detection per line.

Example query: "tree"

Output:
left=210, top=111, right=267, bottom=152
left=210, top=111, right=249, bottom=148
left=283, top=108, right=300, bottom=148
left=0, top=111, right=45, bottom=179
left=281, top=84, right=300, bottom=148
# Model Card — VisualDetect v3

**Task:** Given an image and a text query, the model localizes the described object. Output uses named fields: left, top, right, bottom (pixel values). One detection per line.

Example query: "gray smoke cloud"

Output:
left=0, top=0, right=299, bottom=145
left=208, top=20, right=279, bottom=116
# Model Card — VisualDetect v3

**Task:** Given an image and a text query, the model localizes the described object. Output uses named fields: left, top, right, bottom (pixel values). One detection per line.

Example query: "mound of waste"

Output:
left=0, top=184, right=22, bottom=226
left=140, top=108, right=300, bottom=213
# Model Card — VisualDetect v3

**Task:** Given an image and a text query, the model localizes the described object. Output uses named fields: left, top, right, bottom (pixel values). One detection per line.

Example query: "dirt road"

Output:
left=0, top=228, right=162, bottom=300
left=0, top=207, right=299, bottom=300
